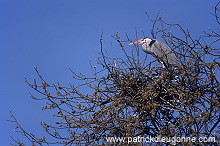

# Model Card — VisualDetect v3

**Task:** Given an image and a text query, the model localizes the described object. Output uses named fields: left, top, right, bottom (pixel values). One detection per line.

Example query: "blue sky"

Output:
left=1, top=0, right=219, bottom=145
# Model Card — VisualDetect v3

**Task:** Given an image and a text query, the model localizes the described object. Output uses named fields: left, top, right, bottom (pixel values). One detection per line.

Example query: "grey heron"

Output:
left=129, top=37, right=181, bottom=68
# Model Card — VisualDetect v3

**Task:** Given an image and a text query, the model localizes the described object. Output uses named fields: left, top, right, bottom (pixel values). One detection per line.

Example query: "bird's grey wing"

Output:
left=153, top=40, right=181, bottom=66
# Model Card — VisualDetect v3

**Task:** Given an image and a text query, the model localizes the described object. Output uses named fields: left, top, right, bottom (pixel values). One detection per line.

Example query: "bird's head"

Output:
left=129, top=37, right=152, bottom=45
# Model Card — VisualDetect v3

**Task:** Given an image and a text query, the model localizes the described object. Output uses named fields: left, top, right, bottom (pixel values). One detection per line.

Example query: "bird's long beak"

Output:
left=128, top=40, right=141, bottom=45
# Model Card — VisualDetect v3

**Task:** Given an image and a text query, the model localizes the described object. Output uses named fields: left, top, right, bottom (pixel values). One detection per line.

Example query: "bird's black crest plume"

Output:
left=149, top=39, right=156, bottom=48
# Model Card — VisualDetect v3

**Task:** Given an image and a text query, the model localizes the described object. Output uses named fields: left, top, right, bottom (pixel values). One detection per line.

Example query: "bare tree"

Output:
left=10, top=2, right=220, bottom=146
